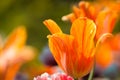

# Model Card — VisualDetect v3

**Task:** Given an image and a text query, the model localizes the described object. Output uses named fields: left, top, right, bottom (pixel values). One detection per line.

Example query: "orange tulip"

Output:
left=62, top=1, right=119, bottom=69
left=96, top=33, right=120, bottom=68
left=43, top=17, right=97, bottom=78
left=62, top=1, right=104, bottom=22
left=62, top=1, right=99, bottom=22
left=0, top=26, right=35, bottom=80
left=62, top=1, right=119, bottom=41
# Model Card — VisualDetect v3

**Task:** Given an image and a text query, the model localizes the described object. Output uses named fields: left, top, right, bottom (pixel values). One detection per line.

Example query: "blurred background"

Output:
left=0, top=0, right=83, bottom=50
left=0, top=0, right=120, bottom=80
left=0, top=0, right=80, bottom=80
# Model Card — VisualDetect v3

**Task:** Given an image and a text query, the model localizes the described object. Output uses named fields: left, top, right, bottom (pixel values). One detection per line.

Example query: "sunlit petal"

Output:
left=47, top=33, right=74, bottom=73
left=4, top=63, right=22, bottom=80
left=70, top=17, right=96, bottom=57
left=43, top=19, right=62, bottom=34
left=95, top=9, right=118, bottom=40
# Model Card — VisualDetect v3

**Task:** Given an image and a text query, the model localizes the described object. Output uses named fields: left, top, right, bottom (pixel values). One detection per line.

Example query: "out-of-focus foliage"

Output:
left=0, top=0, right=119, bottom=50
left=0, top=0, right=80, bottom=50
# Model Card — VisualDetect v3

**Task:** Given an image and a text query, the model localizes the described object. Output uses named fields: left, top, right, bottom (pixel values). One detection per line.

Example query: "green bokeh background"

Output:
left=0, top=0, right=81, bottom=51
left=0, top=0, right=119, bottom=51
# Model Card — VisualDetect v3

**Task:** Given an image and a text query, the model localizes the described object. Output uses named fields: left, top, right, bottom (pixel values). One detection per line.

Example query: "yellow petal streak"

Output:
left=70, top=17, right=96, bottom=57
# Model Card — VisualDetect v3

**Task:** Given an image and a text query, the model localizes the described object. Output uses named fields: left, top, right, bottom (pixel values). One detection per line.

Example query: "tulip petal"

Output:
left=62, top=13, right=76, bottom=23
left=14, top=46, right=35, bottom=63
left=2, top=26, right=27, bottom=63
left=96, top=42, right=113, bottom=68
left=70, top=17, right=96, bottom=57
left=47, top=33, right=74, bottom=74
left=73, top=6, right=85, bottom=18
left=3, top=26, right=27, bottom=51
left=109, top=34, right=120, bottom=50
left=4, top=63, right=22, bottom=80
left=43, top=19, right=62, bottom=34
left=95, top=9, right=118, bottom=40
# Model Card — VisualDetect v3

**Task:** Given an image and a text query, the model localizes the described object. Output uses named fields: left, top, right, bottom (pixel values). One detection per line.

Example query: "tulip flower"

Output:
left=0, top=26, right=35, bottom=80
left=43, top=17, right=99, bottom=78
left=62, top=1, right=120, bottom=69
left=62, top=1, right=119, bottom=41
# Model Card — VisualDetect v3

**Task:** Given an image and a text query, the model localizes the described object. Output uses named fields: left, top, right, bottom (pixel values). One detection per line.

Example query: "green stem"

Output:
left=88, top=67, right=94, bottom=80
left=88, top=59, right=96, bottom=80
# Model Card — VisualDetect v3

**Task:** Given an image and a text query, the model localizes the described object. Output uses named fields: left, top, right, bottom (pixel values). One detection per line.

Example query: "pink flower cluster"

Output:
left=34, top=72, right=74, bottom=80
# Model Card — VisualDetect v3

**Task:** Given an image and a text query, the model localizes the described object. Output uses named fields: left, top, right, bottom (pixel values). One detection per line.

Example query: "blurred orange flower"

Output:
left=43, top=17, right=98, bottom=78
left=96, top=33, right=120, bottom=68
left=98, top=0, right=120, bottom=13
left=62, top=1, right=119, bottom=40
left=0, top=26, right=35, bottom=80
